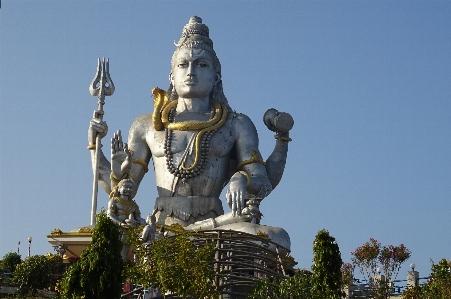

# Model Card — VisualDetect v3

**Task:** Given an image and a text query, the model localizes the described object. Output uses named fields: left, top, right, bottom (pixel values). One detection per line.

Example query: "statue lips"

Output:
left=184, top=79, right=198, bottom=86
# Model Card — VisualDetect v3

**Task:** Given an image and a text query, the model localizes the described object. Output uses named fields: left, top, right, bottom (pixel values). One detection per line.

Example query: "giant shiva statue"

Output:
left=88, top=16, right=293, bottom=230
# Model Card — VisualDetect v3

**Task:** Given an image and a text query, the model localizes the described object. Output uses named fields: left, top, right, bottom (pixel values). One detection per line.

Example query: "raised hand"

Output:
left=111, top=130, right=132, bottom=179
left=226, top=172, right=247, bottom=216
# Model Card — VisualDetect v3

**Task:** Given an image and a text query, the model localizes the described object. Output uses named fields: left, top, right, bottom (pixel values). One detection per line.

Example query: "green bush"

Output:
left=12, top=254, right=61, bottom=297
left=1, top=252, right=22, bottom=273
left=248, top=229, right=344, bottom=299
left=247, top=269, right=313, bottom=299
left=125, top=229, right=219, bottom=299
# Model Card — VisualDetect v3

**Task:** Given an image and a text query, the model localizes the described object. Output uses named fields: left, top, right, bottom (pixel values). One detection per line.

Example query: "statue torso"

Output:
left=110, top=197, right=139, bottom=221
left=147, top=112, right=236, bottom=198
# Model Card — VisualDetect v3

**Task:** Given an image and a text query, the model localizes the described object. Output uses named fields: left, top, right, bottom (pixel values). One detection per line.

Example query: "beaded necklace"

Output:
left=162, top=100, right=228, bottom=179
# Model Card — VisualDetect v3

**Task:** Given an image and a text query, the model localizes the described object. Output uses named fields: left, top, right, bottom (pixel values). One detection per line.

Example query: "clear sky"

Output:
left=1, top=0, right=450, bottom=282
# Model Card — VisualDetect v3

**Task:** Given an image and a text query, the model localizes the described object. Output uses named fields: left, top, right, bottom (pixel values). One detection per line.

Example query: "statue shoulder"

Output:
left=231, top=112, right=258, bottom=134
left=129, top=113, right=154, bottom=136
left=131, top=113, right=153, bottom=128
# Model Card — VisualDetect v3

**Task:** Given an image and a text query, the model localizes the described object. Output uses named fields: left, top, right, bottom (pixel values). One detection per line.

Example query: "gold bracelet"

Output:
left=274, top=135, right=292, bottom=142
left=133, top=159, right=149, bottom=173
left=87, top=144, right=104, bottom=150
left=238, top=171, right=251, bottom=186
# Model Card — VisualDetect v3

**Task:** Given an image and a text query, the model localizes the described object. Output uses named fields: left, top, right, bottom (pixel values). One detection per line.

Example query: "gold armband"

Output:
left=238, top=171, right=251, bottom=186
left=274, top=135, right=292, bottom=142
left=237, top=150, right=266, bottom=170
left=133, top=159, right=149, bottom=173
left=87, top=144, right=103, bottom=150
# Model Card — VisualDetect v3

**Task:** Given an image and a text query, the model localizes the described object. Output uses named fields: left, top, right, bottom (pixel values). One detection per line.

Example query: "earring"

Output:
left=212, top=82, right=219, bottom=99
left=171, top=85, right=177, bottom=99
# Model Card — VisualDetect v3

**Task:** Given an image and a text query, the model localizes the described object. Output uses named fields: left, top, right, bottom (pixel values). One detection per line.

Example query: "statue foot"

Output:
left=185, top=212, right=252, bottom=231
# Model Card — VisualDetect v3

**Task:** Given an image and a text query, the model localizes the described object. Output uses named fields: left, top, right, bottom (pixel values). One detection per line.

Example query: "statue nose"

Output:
left=187, top=63, right=196, bottom=77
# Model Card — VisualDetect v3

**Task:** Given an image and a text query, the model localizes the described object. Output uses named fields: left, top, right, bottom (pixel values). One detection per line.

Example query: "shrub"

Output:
left=12, top=254, right=61, bottom=296
left=1, top=252, right=22, bottom=273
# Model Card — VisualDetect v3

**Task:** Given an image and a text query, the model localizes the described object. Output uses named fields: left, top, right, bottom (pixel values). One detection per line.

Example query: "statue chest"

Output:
left=149, top=121, right=235, bottom=159
left=114, top=201, right=136, bottom=216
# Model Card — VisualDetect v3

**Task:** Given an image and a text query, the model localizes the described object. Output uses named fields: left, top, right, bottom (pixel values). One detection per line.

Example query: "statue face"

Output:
left=118, top=181, right=133, bottom=198
left=171, top=48, right=219, bottom=99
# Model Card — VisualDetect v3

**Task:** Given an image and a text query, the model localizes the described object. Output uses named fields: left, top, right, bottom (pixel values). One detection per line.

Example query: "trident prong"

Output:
left=89, top=58, right=115, bottom=115
left=89, top=57, right=114, bottom=225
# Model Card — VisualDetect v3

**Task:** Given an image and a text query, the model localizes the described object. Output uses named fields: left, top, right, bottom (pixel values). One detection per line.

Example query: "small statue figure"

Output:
left=107, top=179, right=145, bottom=228
left=141, top=210, right=157, bottom=244
left=107, top=179, right=146, bottom=260
left=89, top=16, right=292, bottom=230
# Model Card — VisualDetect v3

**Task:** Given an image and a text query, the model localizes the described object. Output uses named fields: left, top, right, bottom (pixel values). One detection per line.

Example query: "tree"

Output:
left=310, top=229, right=344, bottom=299
left=125, top=229, right=219, bottom=299
left=1, top=252, right=22, bottom=273
left=246, top=269, right=313, bottom=299
left=12, top=254, right=62, bottom=297
left=248, top=229, right=344, bottom=299
left=60, top=211, right=124, bottom=299
left=425, top=258, right=451, bottom=298
left=351, top=239, right=411, bottom=298
left=402, top=258, right=451, bottom=299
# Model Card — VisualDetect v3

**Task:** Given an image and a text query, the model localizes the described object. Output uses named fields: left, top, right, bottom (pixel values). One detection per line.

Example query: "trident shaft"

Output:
left=89, top=58, right=115, bottom=225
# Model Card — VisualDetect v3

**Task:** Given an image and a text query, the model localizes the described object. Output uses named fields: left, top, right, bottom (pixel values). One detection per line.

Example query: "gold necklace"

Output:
left=161, top=100, right=223, bottom=131
left=112, top=197, right=138, bottom=216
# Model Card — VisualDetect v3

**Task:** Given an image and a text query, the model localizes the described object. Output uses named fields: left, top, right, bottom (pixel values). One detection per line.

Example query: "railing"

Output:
left=192, top=229, right=294, bottom=298
left=348, top=276, right=431, bottom=298
left=123, top=229, right=295, bottom=299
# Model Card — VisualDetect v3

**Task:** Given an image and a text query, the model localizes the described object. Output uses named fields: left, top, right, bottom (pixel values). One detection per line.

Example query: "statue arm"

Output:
left=226, top=114, right=272, bottom=215
left=106, top=200, right=123, bottom=226
left=234, top=114, right=272, bottom=197
left=88, top=114, right=113, bottom=194
left=95, top=154, right=113, bottom=194
left=125, top=114, right=153, bottom=199
left=265, top=135, right=289, bottom=189
left=263, top=109, right=293, bottom=190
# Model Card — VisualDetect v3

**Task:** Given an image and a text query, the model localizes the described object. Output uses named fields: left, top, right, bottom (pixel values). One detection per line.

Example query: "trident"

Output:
left=89, top=58, right=115, bottom=225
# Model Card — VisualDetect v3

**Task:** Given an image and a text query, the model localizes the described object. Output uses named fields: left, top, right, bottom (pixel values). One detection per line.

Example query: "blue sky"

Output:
left=1, top=1, right=450, bottom=281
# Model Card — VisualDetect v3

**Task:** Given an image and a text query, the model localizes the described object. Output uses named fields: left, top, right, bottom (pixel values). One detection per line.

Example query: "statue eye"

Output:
left=177, top=63, right=187, bottom=68
left=198, top=62, right=209, bottom=68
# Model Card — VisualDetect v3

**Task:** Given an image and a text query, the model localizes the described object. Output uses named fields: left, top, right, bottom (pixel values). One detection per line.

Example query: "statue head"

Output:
left=146, top=213, right=156, bottom=225
left=114, top=179, right=134, bottom=199
left=169, top=16, right=229, bottom=107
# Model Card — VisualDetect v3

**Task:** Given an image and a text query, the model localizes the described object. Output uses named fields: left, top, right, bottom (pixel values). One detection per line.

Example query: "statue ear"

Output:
left=169, top=73, right=174, bottom=85
left=215, top=73, right=221, bottom=85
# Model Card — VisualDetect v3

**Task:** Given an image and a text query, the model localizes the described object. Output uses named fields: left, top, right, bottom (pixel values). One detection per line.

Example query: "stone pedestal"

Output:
left=215, top=222, right=291, bottom=254
left=407, top=270, right=419, bottom=288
